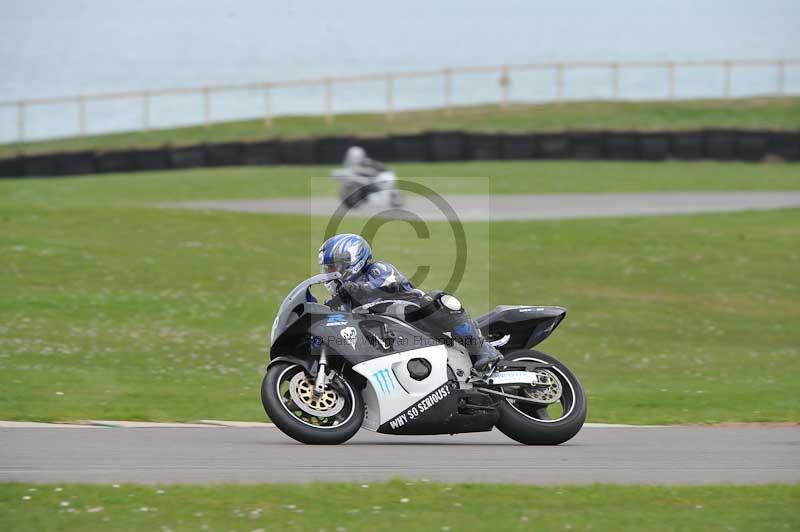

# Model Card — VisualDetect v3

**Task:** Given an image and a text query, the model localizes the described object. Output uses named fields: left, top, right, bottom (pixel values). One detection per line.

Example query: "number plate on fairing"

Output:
left=487, top=370, right=547, bottom=386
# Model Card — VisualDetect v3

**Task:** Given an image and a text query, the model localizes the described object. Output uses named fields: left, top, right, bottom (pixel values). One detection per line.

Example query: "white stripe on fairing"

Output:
left=0, top=420, right=664, bottom=429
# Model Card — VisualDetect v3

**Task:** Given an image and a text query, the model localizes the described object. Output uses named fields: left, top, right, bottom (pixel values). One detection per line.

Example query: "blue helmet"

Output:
left=318, top=233, right=373, bottom=280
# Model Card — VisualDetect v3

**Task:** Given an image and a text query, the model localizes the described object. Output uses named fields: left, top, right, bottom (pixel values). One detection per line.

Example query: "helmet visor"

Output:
left=319, top=251, right=351, bottom=275
left=320, top=262, right=340, bottom=274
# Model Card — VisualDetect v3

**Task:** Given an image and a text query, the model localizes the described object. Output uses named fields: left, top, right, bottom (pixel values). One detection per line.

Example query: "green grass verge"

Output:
left=2, top=97, right=799, bottom=157
left=0, top=161, right=798, bottom=423
left=1, top=482, right=798, bottom=531
left=3, top=161, right=800, bottom=207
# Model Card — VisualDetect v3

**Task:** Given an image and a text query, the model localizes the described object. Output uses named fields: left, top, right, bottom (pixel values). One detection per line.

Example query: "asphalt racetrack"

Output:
left=164, top=191, right=800, bottom=221
left=2, top=425, right=798, bottom=485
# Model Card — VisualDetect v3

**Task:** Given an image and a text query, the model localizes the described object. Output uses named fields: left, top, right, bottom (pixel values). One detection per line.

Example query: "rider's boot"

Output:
left=471, top=341, right=503, bottom=372
left=450, top=320, right=503, bottom=372
left=408, top=291, right=503, bottom=373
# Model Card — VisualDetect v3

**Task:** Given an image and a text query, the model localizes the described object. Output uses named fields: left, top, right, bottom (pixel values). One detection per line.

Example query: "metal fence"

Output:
left=1, top=59, right=798, bottom=143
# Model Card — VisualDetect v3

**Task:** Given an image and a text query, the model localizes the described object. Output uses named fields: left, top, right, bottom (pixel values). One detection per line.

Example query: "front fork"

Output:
left=313, top=345, right=329, bottom=395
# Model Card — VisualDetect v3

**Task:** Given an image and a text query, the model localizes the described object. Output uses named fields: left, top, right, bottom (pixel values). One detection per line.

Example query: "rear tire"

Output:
left=261, top=361, right=364, bottom=445
left=494, top=350, right=587, bottom=445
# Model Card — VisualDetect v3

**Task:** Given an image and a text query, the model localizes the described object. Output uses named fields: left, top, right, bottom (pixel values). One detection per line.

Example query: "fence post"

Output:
left=385, top=74, right=394, bottom=121
left=443, top=67, right=453, bottom=116
left=263, top=85, right=273, bottom=128
left=500, top=65, right=511, bottom=109
left=777, top=60, right=785, bottom=95
left=324, top=78, right=333, bottom=124
left=142, top=91, right=151, bottom=132
left=612, top=62, right=620, bottom=100
left=668, top=62, right=676, bottom=100
left=203, top=87, right=211, bottom=127
left=16, top=101, right=25, bottom=143
left=723, top=61, right=732, bottom=98
left=78, top=95, right=87, bottom=136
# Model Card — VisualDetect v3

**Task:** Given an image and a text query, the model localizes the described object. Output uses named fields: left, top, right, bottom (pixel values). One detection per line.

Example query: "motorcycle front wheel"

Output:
left=389, top=190, right=404, bottom=208
left=340, top=183, right=366, bottom=208
left=261, top=361, right=364, bottom=445
left=494, top=350, right=587, bottom=445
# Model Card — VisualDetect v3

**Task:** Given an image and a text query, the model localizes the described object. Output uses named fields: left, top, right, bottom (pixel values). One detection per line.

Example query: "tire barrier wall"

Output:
left=1, top=129, right=798, bottom=178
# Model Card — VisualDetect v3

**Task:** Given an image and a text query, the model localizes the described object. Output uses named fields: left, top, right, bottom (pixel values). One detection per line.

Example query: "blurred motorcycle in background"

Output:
left=330, top=146, right=404, bottom=208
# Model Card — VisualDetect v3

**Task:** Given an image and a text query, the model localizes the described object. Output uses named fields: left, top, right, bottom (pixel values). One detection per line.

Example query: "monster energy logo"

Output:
left=373, top=368, right=395, bottom=395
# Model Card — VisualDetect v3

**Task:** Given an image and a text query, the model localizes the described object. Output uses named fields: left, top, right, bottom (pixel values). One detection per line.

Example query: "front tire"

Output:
left=494, top=350, right=587, bottom=445
left=340, top=183, right=365, bottom=208
left=261, top=361, right=364, bottom=445
left=389, top=190, right=404, bottom=208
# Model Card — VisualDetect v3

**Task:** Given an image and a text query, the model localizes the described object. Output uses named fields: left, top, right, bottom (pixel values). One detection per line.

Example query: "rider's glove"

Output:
left=339, top=281, right=360, bottom=302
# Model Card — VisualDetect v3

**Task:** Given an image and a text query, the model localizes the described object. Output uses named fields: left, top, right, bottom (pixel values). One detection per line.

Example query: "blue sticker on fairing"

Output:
left=326, top=314, right=348, bottom=327
left=373, top=368, right=395, bottom=394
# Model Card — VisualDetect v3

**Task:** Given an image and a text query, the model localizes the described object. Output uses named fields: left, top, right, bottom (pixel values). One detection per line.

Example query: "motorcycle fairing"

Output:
left=332, top=167, right=401, bottom=208
left=378, top=384, right=498, bottom=435
left=476, top=305, right=566, bottom=351
left=308, top=312, right=442, bottom=364
left=352, top=345, right=450, bottom=431
left=353, top=344, right=498, bottom=435
left=270, top=272, right=341, bottom=348
left=272, top=299, right=441, bottom=366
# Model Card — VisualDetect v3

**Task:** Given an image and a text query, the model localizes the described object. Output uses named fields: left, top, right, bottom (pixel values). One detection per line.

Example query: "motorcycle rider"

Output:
left=341, top=146, right=386, bottom=178
left=318, top=233, right=503, bottom=371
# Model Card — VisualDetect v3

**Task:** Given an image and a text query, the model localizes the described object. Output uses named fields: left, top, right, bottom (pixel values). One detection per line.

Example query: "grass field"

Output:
left=1, top=481, right=798, bottom=532
left=1, top=161, right=799, bottom=423
left=2, top=97, right=799, bottom=157
left=5, top=160, right=800, bottom=205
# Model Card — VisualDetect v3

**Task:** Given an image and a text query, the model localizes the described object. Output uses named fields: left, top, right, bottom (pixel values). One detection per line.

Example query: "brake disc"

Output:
left=288, top=371, right=345, bottom=417
left=522, top=368, right=563, bottom=404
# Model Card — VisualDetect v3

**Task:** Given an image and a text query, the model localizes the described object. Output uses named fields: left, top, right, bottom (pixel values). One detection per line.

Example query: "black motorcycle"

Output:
left=261, top=272, right=587, bottom=445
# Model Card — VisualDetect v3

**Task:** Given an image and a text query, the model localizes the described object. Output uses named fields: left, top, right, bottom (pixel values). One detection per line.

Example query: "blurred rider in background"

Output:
left=342, top=146, right=386, bottom=176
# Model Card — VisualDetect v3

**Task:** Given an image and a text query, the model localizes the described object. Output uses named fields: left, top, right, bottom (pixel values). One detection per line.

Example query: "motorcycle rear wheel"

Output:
left=494, top=350, right=587, bottom=445
left=261, top=361, right=364, bottom=445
